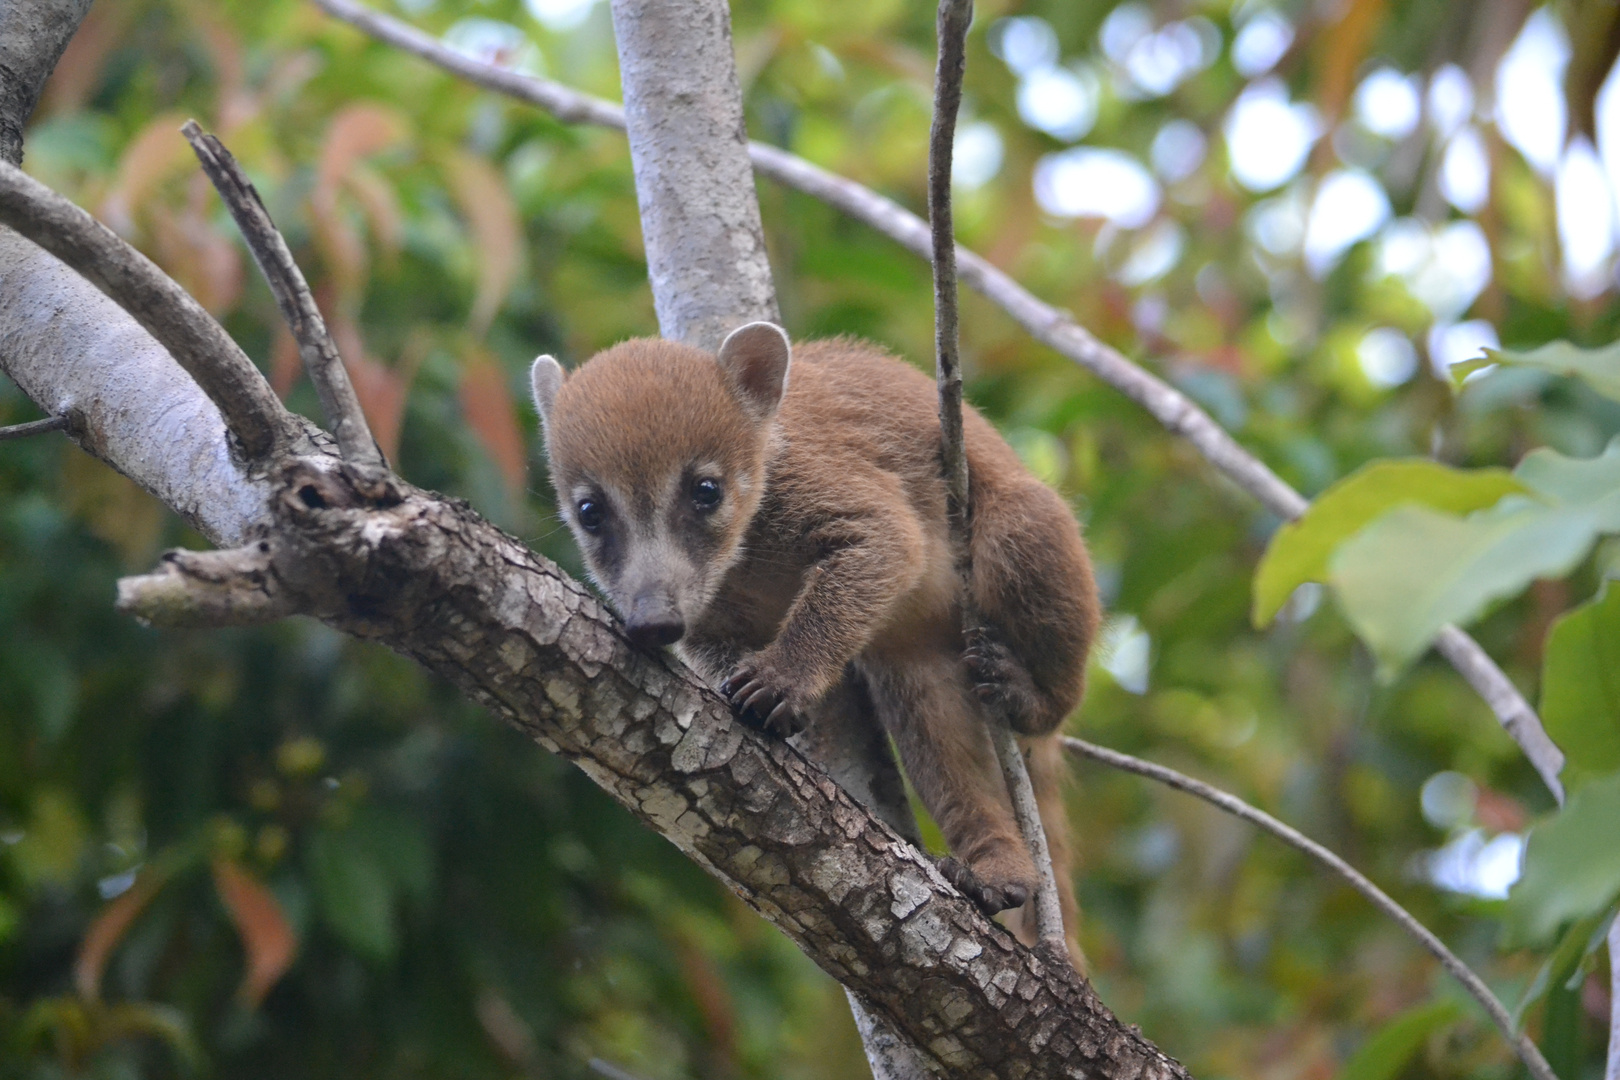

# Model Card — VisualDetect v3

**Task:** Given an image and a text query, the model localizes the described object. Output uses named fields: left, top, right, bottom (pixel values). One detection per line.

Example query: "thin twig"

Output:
left=1061, top=735, right=1559, bottom=1080
left=0, top=161, right=291, bottom=460
left=181, top=120, right=385, bottom=469
left=0, top=415, right=66, bottom=441
left=927, top=0, right=1064, bottom=952
left=309, top=0, right=1563, bottom=802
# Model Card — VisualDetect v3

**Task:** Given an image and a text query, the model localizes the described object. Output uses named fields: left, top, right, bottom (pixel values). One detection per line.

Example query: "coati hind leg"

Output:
left=965, top=478, right=1099, bottom=735
left=862, top=649, right=1037, bottom=916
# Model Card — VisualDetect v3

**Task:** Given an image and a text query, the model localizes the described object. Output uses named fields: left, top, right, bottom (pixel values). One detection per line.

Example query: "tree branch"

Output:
left=0, top=161, right=296, bottom=461
left=0, top=0, right=90, bottom=166
left=606, top=0, right=778, bottom=351
left=926, top=0, right=1064, bottom=954
left=307, top=0, right=1562, bottom=807
left=1061, top=736, right=1558, bottom=1080
left=115, top=460, right=1193, bottom=1080
left=180, top=120, right=385, bottom=470
left=0, top=415, right=66, bottom=441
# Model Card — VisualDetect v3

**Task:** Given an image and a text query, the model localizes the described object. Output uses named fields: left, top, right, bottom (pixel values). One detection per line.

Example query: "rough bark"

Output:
left=0, top=229, right=278, bottom=544
left=119, top=459, right=1192, bottom=1080
left=607, top=0, right=778, bottom=351
left=0, top=0, right=89, bottom=166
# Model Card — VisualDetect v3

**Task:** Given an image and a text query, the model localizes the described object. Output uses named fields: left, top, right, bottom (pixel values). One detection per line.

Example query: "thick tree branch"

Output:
left=0, top=162, right=296, bottom=461
left=116, top=461, right=1192, bottom=1080
left=307, top=0, right=1561, bottom=805
left=1061, top=736, right=1558, bottom=1080
left=606, top=0, right=778, bottom=351
left=181, top=120, right=385, bottom=470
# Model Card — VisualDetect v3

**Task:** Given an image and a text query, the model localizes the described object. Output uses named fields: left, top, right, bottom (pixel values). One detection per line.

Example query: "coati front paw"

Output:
left=963, top=625, right=1047, bottom=734
left=936, top=856, right=1031, bottom=917
left=720, top=659, right=808, bottom=738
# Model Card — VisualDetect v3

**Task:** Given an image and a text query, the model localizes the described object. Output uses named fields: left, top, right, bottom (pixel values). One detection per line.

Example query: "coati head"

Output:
left=530, top=322, right=791, bottom=649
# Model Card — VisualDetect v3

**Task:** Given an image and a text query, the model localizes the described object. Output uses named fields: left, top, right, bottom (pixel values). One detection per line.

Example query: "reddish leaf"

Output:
left=459, top=347, right=528, bottom=497
left=446, top=152, right=521, bottom=336
left=212, top=859, right=296, bottom=1007
left=270, top=326, right=301, bottom=398
left=98, top=111, right=194, bottom=237
left=330, top=316, right=416, bottom=461
left=75, top=871, right=167, bottom=1001
left=311, top=104, right=408, bottom=302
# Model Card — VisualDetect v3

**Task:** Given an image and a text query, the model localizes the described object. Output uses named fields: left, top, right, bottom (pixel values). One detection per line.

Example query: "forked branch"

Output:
left=181, top=120, right=385, bottom=469
left=0, top=161, right=293, bottom=461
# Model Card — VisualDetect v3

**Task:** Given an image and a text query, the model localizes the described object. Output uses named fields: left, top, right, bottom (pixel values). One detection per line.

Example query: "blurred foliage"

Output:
left=6, top=0, right=1620, bottom=1077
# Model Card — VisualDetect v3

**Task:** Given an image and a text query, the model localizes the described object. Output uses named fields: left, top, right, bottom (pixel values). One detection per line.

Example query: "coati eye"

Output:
left=576, top=500, right=604, bottom=532
left=692, top=478, right=723, bottom=511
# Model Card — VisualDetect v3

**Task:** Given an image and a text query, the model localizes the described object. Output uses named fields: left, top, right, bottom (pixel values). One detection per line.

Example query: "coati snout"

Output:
left=530, top=322, right=1099, bottom=971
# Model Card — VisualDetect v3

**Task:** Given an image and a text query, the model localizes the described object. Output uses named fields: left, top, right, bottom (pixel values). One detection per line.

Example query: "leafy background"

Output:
left=4, top=0, right=1620, bottom=1077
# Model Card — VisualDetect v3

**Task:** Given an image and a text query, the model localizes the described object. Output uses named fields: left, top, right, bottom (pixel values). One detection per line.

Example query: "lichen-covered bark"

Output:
left=221, top=460, right=1192, bottom=1080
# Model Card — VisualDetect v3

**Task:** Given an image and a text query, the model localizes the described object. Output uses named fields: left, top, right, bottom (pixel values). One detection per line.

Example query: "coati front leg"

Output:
left=721, top=500, right=924, bottom=737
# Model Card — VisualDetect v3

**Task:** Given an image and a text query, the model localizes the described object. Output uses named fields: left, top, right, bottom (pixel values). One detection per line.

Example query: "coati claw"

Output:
left=722, top=662, right=807, bottom=738
left=962, top=625, right=1046, bottom=733
left=936, top=856, right=1030, bottom=916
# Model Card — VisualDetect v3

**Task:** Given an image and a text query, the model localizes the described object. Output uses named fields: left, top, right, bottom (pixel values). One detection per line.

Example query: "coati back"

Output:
left=531, top=323, right=1099, bottom=965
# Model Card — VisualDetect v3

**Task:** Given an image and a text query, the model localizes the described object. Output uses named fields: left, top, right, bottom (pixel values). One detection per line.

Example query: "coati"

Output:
left=530, top=322, right=1099, bottom=962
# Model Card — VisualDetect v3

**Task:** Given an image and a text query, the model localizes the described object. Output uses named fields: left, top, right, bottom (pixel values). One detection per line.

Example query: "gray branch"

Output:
left=926, top=0, right=1064, bottom=953
left=0, top=161, right=297, bottom=461
left=0, top=414, right=65, bottom=441
left=180, top=120, right=385, bottom=469
left=308, top=0, right=1564, bottom=805
left=1610, top=919, right=1619, bottom=1080
left=0, top=0, right=90, bottom=166
left=1061, top=736, right=1558, bottom=1080
left=606, top=0, right=778, bottom=351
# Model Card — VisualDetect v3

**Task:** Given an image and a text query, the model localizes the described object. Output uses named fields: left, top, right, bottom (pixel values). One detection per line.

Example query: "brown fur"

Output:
left=533, top=329, right=1099, bottom=967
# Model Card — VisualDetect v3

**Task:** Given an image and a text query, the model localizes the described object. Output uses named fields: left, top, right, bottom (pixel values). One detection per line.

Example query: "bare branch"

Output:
left=1061, top=735, right=1559, bottom=1080
left=1434, top=627, right=1564, bottom=804
left=929, top=0, right=971, bottom=526
left=606, top=0, right=779, bottom=350
left=117, top=542, right=297, bottom=627
left=314, top=0, right=626, bottom=129
left=0, top=415, right=66, bottom=441
left=180, top=120, right=385, bottom=469
left=926, top=0, right=1064, bottom=955
left=1609, top=920, right=1619, bottom=1080
left=0, top=0, right=91, bottom=166
left=0, top=161, right=294, bottom=461
left=307, top=0, right=1563, bottom=806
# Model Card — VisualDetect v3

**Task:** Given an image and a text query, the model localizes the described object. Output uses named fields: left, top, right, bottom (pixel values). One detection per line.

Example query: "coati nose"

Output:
left=625, top=595, right=685, bottom=648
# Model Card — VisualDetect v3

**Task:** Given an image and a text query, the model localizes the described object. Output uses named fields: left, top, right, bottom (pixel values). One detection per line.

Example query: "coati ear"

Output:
left=530, top=355, right=566, bottom=425
left=716, top=322, right=791, bottom=421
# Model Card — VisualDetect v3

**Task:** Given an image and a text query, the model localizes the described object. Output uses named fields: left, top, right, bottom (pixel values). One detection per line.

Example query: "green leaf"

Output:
left=1541, top=581, right=1620, bottom=791
left=1505, top=770, right=1620, bottom=945
left=1510, top=906, right=1616, bottom=1030
left=1460, top=340, right=1620, bottom=402
left=1337, top=999, right=1461, bottom=1080
left=306, top=826, right=397, bottom=961
left=1327, top=442, right=1620, bottom=675
left=1252, top=460, right=1524, bottom=627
